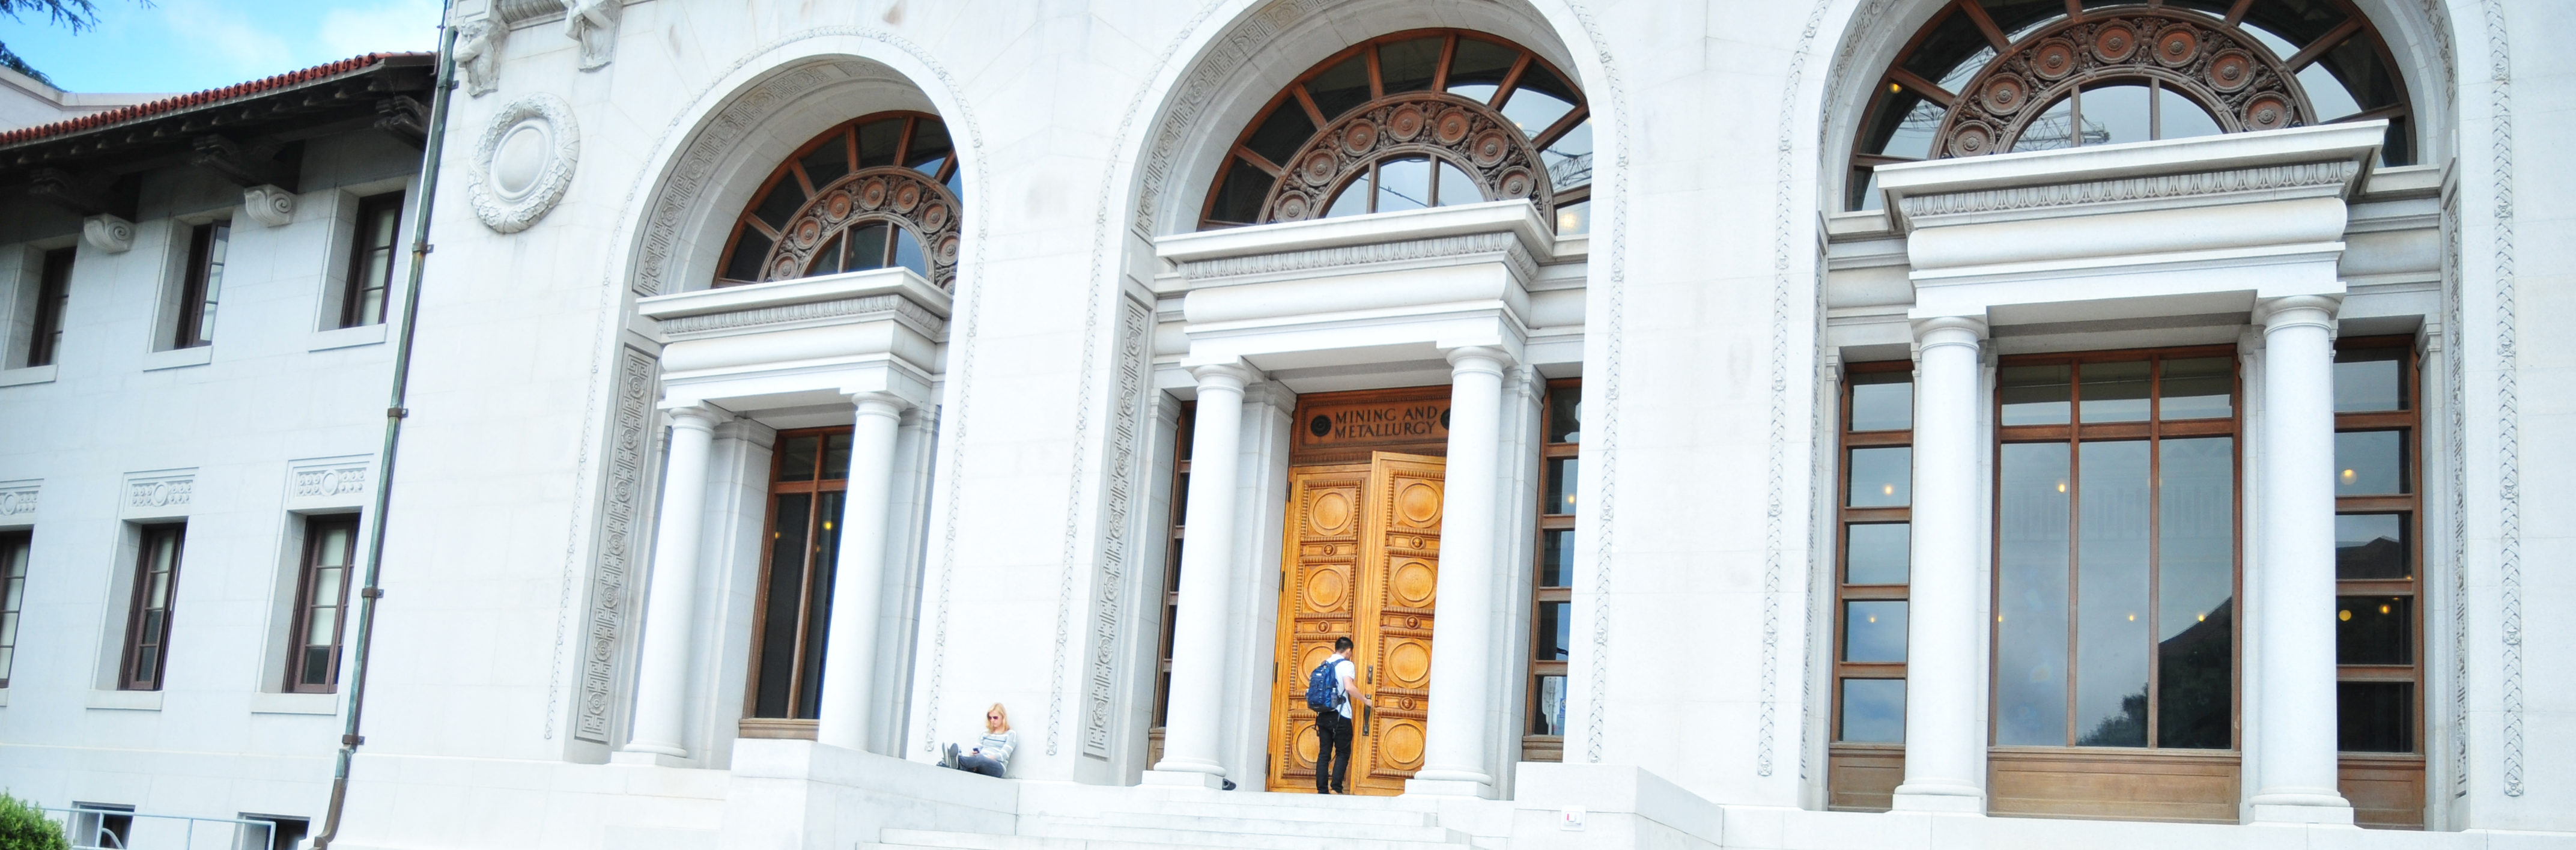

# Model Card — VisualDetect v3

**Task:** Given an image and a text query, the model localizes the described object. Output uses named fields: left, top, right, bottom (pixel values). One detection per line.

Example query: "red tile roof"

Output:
left=0, top=52, right=436, bottom=147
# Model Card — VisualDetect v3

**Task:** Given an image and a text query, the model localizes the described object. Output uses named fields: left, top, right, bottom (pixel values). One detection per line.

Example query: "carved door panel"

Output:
left=1267, top=452, right=1443, bottom=796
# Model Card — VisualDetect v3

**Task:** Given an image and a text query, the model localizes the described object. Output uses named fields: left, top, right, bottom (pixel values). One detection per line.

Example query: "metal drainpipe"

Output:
left=311, top=5, right=459, bottom=847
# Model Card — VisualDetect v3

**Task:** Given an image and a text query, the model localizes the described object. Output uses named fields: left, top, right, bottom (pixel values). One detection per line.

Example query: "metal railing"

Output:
left=39, top=808, right=281, bottom=850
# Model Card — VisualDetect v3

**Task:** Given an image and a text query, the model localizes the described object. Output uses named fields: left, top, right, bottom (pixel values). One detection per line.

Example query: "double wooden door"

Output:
left=1268, top=452, right=1444, bottom=795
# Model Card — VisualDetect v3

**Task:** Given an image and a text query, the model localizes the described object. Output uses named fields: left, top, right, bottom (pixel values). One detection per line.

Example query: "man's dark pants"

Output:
left=1314, top=710, right=1353, bottom=793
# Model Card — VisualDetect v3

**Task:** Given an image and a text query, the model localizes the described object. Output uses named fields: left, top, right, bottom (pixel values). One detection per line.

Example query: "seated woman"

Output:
left=940, top=703, right=1014, bottom=777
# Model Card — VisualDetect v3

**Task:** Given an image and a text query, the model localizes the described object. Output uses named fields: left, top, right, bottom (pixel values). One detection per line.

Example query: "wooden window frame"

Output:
left=1987, top=345, right=2243, bottom=753
left=0, top=530, right=28, bottom=688
left=26, top=246, right=73, bottom=368
left=2332, top=334, right=2426, bottom=829
left=741, top=427, right=854, bottom=731
left=340, top=192, right=404, bottom=329
left=285, top=515, right=360, bottom=693
left=1522, top=378, right=1579, bottom=763
left=1147, top=402, right=1195, bottom=765
left=1827, top=360, right=1913, bottom=811
left=173, top=221, right=228, bottom=350
left=711, top=111, right=960, bottom=290
left=121, top=523, right=186, bottom=691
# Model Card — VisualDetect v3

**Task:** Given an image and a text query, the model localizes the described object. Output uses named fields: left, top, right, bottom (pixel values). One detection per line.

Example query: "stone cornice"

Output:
left=1898, top=160, right=2360, bottom=225
left=1875, top=121, right=2385, bottom=233
left=656, top=293, right=943, bottom=338
left=1174, top=231, right=1540, bottom=288
left=639, top=266, right=950, bottom=341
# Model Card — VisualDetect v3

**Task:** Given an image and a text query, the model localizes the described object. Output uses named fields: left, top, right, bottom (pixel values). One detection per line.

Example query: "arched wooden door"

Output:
left=1270, top=452, right=1442, bottom=795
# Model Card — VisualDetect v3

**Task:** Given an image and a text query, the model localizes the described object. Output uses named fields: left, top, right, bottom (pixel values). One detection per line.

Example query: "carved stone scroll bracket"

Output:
left=469, top=93, right=581, bottom=234
left=565, top=0, right=621, bottom=71
left=243, top=184, right=297, bottom=228
left=455, top=17, right=506, bottom=97
left=82, top=214, right=134, bottom=253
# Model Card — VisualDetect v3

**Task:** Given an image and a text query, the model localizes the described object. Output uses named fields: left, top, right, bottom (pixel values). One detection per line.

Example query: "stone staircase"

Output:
left=865, top=787, right=1487, bottom=850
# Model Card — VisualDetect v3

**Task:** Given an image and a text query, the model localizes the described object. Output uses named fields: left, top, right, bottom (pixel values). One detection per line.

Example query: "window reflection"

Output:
left=2334, top=514, right=2408, bottom=580
left=2000, top=365, right=2072, bottom=425
left=2159, top=357, right=2235, bottom=419
left=2336, top=595, right=2411, bottom=665
left=1996, top=442, right=2071, bottom=745
left=2079, top=361, right=2150, bottom=423
left=1839, top=679, right=1906, bottom=743
left=2075, top=441, right=2151, bottom=747
left=2334, top=431, right=2408, bottom=494
left=1848, top=372, right=1913, bottom=431
left=1846, top=447, right=1912, bottom=507
left=2333, top=348, right=2406, bottom=411
left=2157, top=437, right=2234, bottom=748
left=1532, top=675, right=1567, bottom=735
left=1545, top=457, right=1579, bottom=515
left=1843, top=601, right=1908, bottom=663
left=1844, top=524, right=1910, bottom=585
left=2337, top=681, right=2413, bottom=752
left=1536, top=601, right=1572, bottom=661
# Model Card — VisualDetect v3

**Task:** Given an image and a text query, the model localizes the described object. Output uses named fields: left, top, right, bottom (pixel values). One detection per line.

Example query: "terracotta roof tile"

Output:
left=0, top=52, right=435, bottom=148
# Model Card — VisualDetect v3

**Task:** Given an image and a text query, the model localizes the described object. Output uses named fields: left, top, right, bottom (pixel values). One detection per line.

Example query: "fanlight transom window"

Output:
left=1201, top=29, right=1594, bottom=234
left=1848, top=0, right=2412, bottom=210
left=716, top=111, right=964, bottom=290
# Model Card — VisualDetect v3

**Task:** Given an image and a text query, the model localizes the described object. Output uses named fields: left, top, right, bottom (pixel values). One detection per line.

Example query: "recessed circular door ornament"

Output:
left=1388, top=640, right=1431, bottom=687
left=468, top=93, right=579, bottom=234
left=1305, top=567, right=1347, bottom=609
left=1311, top=491, right=1353, bottom=532
left=1382, top=721, right=1426, bottom=768
left=1398, top=482, right=1441, bottom=526
left=1392, top=560, right=1436, bottom=607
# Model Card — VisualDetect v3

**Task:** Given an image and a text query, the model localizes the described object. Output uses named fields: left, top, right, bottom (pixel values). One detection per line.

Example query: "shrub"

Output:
left=0, top=793, right=67, bottom=850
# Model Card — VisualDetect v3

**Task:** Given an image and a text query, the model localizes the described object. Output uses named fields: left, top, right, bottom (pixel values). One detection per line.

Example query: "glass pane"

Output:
left=1539, top=529, right=1573, bottom=587
left=847, top=223, right=892, bottom=272
left=799, top=132, right=849, bottom=184
left=1, top=612, right=17, bottom=646
left=1532, top=675, right=1567, bottom=735
left=1839, top=679, right=1906, bottom=743
left=312, top=565, right=344, bottom=607
left=1536, top=601, right=1570, bottom=660
left=1542, top=120, right=1592, bottom=192
left=1376, top=36, right=1444, bottom=94
left=1434, top=159, right=1481, bottom=207
left=1842, top=601, right=1908, bottom=663
left=776, top=436, right=818, bottom=482
left=2336, top=514, right=2410, bottom=580
left=1546, top=390, right=1581, bottom=443
left=133, top=646, right=158, bottom=683
left=2299, top=61, right=2362, bottom=122
left=2080, top=83, right=2152, bottom=147
left=1553, top=199, right=1590, bottom=235
left=1545, top=457, right=1579, bottom=515
left=2335, top=431, right=2408, bottom=494
left=2074, top=441, right=2150, bottom=747
left=753, top=493, right=812, bottom=718
left=1324, top=175, right=1370, bottom=218
left=905, top=120, right=953, bottom=174
left=1864, top=88, right=1939, bottom=160
left=1244, top=102, right=1317, bottom=167
left=822, top=431, right=854, bottom=481
left=1445, top=37, right=1519, bottom=103
left=752, top=180, right=808, bottom=229
left=318, top=527, right=353, bottom=566
left=1376, top=156, right=1432, bottom=213
left=305, top=604, right=338, bottom=648
left=803, top=235, right=843, bottom=277
left=2000, top=365, right=2072, bottom=425
left=2158, top=87, right=2223, bottom=140
left=723, top=225, right=773, bottom=282
left=856, top=118, right=904, bottom=168
left=2013, top=96, right=2076, bottom=152
left=2159, top=357, right=2234, bottom=420
left=797, top=490, right=846, bottom=719
left=2337, top=681, right=2413, bottom=752
left=2333, top=348, right=2405, bottom=412
left=2157, top=437, right=2235, bottom=748
left=300, top=646, right=332, bottom=686
left=1499, top=65, right=1578, bottom=139
left=1845, top=447, right=1911, bottom=508
left=2079, top=361, right=2151, bottom=423
left=1996, top=442, right=2071, bottom=745
left=893, top=227, right=928, bottom=278
left=1303, top=53, right=1373, bottom=122
left=1844, top=523, right=1910, bottom=585
left=2337, top=595, right=2412, bottom=664
left=145, top=569, right=171, bottom=608
left=1208, top=157, right=1273, bottom=224
left=1848, top=372, right=1912, bottom=431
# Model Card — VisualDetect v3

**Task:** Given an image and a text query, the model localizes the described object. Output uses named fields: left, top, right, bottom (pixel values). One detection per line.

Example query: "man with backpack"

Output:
left=1307, top=636, right=1371, bottom=794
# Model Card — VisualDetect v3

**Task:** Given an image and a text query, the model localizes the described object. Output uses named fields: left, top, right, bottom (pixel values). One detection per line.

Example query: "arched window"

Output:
left=714, top=111, right=964, bottom=290
left=1847, top=0, right=2413, bottom=210
left=1200, top=29, right=1594, bottom=234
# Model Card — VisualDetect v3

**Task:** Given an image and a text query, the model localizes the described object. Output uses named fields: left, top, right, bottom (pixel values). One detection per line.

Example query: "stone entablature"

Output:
left=636, top=266, right=947, bottom=411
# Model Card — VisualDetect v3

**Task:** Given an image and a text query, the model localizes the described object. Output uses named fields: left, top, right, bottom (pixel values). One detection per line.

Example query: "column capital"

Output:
left=2256, top=294, right=2341, bottom=333
left=1909, top=315, right=1988, bottom=350
left=1189, top=362, right=1256, bottom=392
left=1444, top=345, right=1514, bottom=375
left=658, top=403, right=725, bottom=431
left=844, top=390, right=911, bottom=419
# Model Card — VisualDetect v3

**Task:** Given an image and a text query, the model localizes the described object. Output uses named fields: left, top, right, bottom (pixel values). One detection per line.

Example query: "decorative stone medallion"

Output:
left=469, top=94, right=580, bottom=234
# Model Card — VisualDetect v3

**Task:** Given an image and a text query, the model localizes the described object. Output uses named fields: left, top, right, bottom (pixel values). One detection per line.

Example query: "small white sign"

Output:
left=1559, top=807, right=1586, bottom=831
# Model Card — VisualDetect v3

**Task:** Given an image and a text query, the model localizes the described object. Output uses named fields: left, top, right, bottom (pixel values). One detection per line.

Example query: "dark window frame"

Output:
left=26, top=246, right=73, bottom=367
left=0, top=530, right=28, bottom=688
left=2330, top=335, right=2426, bottom=827
left=121, top=523, right=187, bottom=691
left=286, top=515, right=360, bottom=693
left=341, top=192, right=404, bottom=329
left=1146, top=401, right=1194, bottom=766
left=174, top=220, right=229, bottom=349
left=1522, top=378, right=1579, bottom=762
left=743, top=426, right=854, bottom=723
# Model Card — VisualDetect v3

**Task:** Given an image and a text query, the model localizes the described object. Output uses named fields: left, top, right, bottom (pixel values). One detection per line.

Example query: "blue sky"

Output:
left=1, top=0, right=442, bottom=94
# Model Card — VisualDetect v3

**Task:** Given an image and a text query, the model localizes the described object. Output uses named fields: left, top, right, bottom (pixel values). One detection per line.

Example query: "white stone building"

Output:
left=0, top=1, right=2569, bottom=848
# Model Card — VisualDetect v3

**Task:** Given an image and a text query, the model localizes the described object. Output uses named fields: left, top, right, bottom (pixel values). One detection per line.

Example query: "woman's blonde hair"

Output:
left=985, top=703, right=1010, bottom=732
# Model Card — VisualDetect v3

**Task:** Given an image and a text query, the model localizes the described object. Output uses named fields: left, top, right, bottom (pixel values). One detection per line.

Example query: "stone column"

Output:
left=817, top=392, right=910, bottom=753
left=1148, top=363, right=1255, bottom=785
left=1409, top=347, right=1510, bottom=797
left=2250, top=295, right=2355, bottom=824
left=623, top=404, right=724, bottom=759
left=1892, top=316, right=1986, bottom=813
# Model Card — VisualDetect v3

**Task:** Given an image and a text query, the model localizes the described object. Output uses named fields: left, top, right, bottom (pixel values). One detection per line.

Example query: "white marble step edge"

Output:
left=1114, top=798, right=1438, bottom=827
left=1110, top=789, right=1439, bottom=811
left=1038, top=811, right=1462, bottom=843
left=1028, top=821, right=1469, bottom=850
left=877, top=824, right=1469, bottom=850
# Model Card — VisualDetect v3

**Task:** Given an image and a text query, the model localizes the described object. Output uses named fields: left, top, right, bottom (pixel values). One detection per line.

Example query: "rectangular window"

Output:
left=1147, top=401, right=1192, bottom=767
left=1, top=531, right=27, bottom=687
left=122, top=524, right=186, bottom=691
left=2331, top=337, right=2424, bottom=828
left=174, top=222, right=230, bottom=348
left=287, top=517, right=359, bottom=691
left=747, top=428, right=852, bottom=721
left=342, top=193, right=402, bottom=328
left=1524, top=379, right=1579, bottom=761
left=1828, top=363, right=1911, bottom=811
left=25, top=247, right=73, bottom=367
left=1993, top=350, right=2238, bottom=750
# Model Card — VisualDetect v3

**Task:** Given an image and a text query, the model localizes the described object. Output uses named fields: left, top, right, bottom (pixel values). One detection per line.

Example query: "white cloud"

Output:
left=318, top=0, right=442, bottom=58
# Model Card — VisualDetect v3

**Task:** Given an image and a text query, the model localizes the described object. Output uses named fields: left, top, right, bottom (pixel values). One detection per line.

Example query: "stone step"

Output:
left=1029, top=821, right=1469, bottom=850
left=1044, top=811, right=1461, bottom=843
left=1113, top=798, right=1437, bottom=827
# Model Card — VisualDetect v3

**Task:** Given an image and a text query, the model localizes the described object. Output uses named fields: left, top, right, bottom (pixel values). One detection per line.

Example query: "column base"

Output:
left=608, top=750, right=694, bottom=768
left=1141, top=769, right=1226, bottom=789
left=2249, top=792, right=2356, bottom=825
left=1889, top=782, right=1985, bottom=813
left=1402, top=777, right=1495, bottom=798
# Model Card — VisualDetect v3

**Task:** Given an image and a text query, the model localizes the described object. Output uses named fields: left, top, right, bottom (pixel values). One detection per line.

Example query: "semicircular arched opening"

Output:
left=714, top=111, right=965, bottom=290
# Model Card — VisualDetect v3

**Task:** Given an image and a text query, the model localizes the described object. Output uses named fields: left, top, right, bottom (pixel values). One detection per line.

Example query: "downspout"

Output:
left=312, top=5, right=459, bottom=847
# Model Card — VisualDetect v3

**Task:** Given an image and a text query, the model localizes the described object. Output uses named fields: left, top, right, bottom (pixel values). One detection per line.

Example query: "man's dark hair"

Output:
left=1334, top=636, right=1353, bottom=652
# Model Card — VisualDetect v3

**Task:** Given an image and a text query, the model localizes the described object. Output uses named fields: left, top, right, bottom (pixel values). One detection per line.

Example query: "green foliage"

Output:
left=0, top=0, right=141, bottom=88
left=0, top=792, right=69, bottom=850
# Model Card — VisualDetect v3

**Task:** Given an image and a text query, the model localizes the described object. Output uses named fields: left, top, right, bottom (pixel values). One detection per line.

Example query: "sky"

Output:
left=0, top=0, right=443, bottom=94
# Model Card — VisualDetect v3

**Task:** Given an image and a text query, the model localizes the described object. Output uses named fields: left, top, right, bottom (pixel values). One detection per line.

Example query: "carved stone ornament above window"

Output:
left=467, top=93, right=580, bottom=234
left=759, top=168, right=962, bottom=289
left=712, top=112, right=965, bottom=292
left=1262, top=92, right=1554, bottom=226
left=1936, top=10, right=2306, bottom=158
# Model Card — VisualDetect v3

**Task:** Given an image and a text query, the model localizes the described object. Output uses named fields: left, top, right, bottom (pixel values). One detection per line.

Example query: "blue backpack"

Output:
left=1304, top=657, right=1341, bottom=712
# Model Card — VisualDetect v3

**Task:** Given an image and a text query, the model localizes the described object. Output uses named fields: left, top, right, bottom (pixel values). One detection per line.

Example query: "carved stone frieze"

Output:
left=121, top=469, right=196, bottom=519
left=1260, top=92, right=1555, bottom=226
left=1174, top=231, right=1539, bottom=287
left=286, top=455, right=373, bottom=510
left=1895, top=160, right=2360, bottom=222
left=654, top=293, right=944, bottom=338
left=1936, top=10, right=2309, bottom=157
left=575, top=345, right=655, bottom=744
left=468, top=94, right=580, bottom=234
left=753, top=167, right=964, bottom=291
left=0, top=479, right=37, bottom=519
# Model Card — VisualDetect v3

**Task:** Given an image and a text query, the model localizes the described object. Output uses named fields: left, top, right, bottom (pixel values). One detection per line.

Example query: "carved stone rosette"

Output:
left=1261, top=92, right=1555, bottom=225
left=756, top=166, right=964, bottom=292
left=1934, top=10, right=2311, bottom=158
left=468, top=93, right=580, bottom=234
